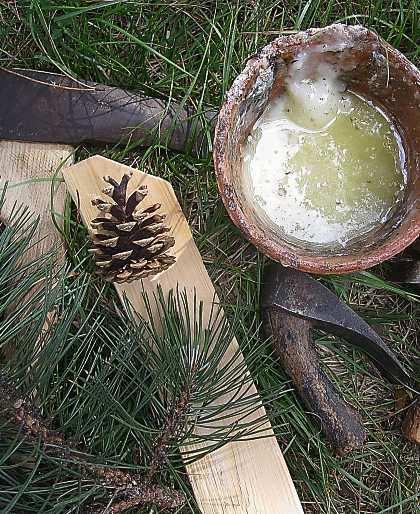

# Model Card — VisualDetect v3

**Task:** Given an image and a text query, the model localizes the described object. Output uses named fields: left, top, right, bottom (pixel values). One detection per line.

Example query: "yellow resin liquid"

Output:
left=243, top=73, right=406, bottom=249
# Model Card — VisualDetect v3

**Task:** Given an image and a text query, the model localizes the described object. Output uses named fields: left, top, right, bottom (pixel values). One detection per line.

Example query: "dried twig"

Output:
left=0, top=374, right=64, bottom=445
left=147, top=386, right=191, bottom=481
left=89, top=482, right=185, bottom=514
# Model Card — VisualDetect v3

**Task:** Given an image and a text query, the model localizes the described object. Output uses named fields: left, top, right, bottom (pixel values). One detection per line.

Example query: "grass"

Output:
left=0, top=1, right=419, bottom=513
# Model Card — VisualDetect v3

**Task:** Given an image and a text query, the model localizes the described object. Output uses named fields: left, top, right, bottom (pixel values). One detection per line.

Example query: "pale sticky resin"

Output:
left=242, top=60, right=406, bottom=249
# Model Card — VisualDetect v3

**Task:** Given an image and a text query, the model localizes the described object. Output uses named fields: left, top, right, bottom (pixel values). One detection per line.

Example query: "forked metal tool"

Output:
left=262, top=264, right=411, bottom=454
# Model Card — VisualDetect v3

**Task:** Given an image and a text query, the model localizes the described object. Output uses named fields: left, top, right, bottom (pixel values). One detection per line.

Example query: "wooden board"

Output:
left=0, top=141, right=74, bottom=360
left=0, top=140, right=74, bottom=263
left=62, top=155, right=303, bottom=514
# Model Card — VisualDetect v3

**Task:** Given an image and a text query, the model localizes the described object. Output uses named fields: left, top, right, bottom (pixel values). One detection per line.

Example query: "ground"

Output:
left=0, top=1, right=418, bottom=513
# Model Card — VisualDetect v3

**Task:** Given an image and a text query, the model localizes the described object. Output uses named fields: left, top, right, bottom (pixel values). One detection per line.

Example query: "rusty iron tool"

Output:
left=262, top=264, right=411, bottom=455
left=0, top=69, right=216, bottom=153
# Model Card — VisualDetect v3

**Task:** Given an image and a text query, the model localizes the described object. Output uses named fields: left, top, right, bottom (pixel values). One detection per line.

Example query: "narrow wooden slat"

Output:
left=0, top=140, right=74, bottom=262
left=0, top=141, right=74, bottom=360
left=62, top=155, right=303, bottom=514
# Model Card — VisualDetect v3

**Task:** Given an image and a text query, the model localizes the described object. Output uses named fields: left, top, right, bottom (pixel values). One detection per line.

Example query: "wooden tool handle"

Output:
left=402, top=400, right=420, bottom=444
left=264, top=309, right=366, bottom=455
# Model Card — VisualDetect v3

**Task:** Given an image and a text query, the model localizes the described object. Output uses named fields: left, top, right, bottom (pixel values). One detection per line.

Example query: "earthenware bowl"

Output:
left=214, top=24, right=419, bottom=274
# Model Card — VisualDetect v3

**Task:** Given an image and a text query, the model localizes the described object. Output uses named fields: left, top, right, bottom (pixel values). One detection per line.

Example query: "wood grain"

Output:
left=0, top=140, right=74, bottom=262
left=0, top=141, right=74, bottom=360
left=62, top=155, right=303, bottom=514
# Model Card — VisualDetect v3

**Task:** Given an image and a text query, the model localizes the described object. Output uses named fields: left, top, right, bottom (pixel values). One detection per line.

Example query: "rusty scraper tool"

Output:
left=262, top=264, right=412, bottom=455
left=0, top=69, right=215, bottom=152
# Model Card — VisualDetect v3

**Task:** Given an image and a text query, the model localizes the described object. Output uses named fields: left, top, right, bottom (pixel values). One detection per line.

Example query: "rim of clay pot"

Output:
left=214, top=24, right=420, bottom=274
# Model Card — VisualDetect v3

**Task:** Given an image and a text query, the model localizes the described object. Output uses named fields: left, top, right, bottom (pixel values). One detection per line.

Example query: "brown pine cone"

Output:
left=90, top=172, right=175, bottom=283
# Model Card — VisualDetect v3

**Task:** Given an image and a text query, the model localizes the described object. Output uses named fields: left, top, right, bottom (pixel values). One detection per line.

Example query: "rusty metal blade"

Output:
left=263, top=264, right=411, bottom=384
left=0, top=69, right=214, bottom=152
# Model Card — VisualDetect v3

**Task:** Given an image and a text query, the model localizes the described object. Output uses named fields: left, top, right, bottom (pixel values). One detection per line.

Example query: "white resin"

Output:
left=242, top=57, right=406, bottom=248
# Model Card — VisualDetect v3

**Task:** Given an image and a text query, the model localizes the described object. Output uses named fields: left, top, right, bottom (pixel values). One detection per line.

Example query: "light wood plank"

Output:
left=0, top=141, right=74, bottom=360
left=0, top=140, right=74, bottom=262
left=62, top=155, right=303, bottom=514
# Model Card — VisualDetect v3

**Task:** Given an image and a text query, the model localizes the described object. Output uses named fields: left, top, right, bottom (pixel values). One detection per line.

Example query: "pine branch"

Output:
left=0, top=195, right=288, bottom=512
left=0, top=374, right=64, bottom=445
left=90, top=482, right=185, bottom=514
left=130, top=290, right=285, bottom=465
left=147, top=386, right=192, bottom=482
left=0, top=373, right=186, bottom=513
left=0, top=201, right=62, bottom=363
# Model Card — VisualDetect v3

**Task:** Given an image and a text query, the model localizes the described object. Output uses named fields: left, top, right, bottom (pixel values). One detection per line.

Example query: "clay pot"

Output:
left=214, top=24, right=419, bottom=274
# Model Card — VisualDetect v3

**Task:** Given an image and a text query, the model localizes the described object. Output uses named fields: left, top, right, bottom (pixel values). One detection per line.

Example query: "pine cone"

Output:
left=90, top=172, right=175, bottom=283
